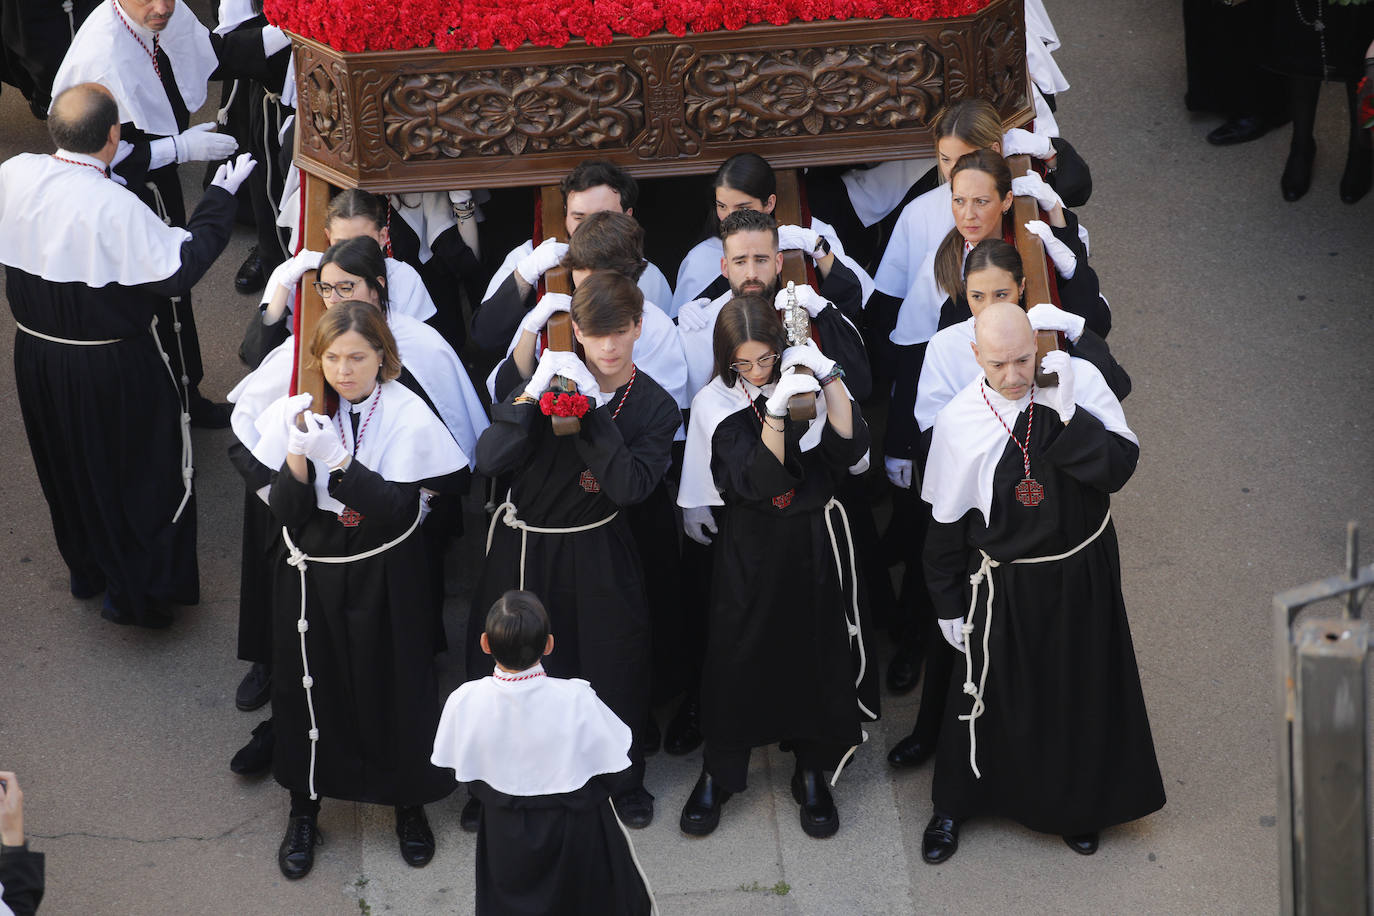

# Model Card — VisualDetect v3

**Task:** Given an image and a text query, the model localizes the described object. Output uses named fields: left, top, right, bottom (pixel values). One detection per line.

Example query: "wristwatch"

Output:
left=813, top=235, right=831, bottom=257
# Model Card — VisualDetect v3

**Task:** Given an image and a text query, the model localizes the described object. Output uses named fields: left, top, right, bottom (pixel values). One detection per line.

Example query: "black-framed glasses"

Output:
left=729, top=352, right=780, bottom=373
left=313, top=280, right=358, bottom=298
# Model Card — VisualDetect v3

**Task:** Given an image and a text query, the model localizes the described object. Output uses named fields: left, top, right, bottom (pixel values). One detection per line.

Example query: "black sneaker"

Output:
left=278, top=814, right=321, bottom=879
left=395, top=805, right=435, bottom=867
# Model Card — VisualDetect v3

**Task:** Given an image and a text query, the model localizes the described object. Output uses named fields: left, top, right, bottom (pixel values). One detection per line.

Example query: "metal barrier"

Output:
left=1275, top=522, right=1374, bottom=915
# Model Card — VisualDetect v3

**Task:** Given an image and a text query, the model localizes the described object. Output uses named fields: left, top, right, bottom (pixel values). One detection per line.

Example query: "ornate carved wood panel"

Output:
left=290, top=0, right=1029, bottom=193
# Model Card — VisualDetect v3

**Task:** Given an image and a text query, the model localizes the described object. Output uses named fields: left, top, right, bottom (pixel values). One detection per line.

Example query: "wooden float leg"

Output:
left=294, top=170, right=333, bottom=414
left=1007, top=154, right=1061, bottom=389
left=773, top=169, right=818, bottom=422
left=538, top=185, right=581, bottom=436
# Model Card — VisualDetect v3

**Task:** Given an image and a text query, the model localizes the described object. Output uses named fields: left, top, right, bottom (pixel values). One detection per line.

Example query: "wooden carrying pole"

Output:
left=538, top=185, right=581, bottom=436
left=294, top=170, right=332, bottom=413
left=772, top=169, right=818, bottom=421
left=1006, top=154, right=1060, bottom=389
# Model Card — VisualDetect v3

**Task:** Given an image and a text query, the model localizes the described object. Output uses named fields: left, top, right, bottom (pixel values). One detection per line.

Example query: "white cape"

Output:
left=431, top=665, right=632, bottom=796
left=0, top=151, right=189, bottom=285
left=483, top=238, right=674, bottom=321
left=251, top=379, right=467, bottom=515
left=214, top=0, right=255, bottom=35
left=838, top=157, right=937, bottom=227
left=389, top=191, right=458, bottom=264
left=52, top=0, right=216, bottom=138
left=922, top=358, right=1136, bottom=525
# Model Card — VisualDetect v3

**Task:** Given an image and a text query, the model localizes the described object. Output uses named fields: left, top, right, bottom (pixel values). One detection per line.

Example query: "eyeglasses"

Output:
left=729, top=353, right=780, bottom=373
left=313, top=280, right=358, bottom=298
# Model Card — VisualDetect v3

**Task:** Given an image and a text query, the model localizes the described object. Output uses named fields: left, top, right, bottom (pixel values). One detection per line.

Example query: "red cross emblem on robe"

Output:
left=578, top=469, right=601, bottom=494
left=337, top=507, right=365, bottom=527
left=771, top=489, right=795, bottom=510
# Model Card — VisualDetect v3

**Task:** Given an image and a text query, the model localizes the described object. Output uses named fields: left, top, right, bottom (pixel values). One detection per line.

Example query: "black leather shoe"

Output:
left=680, top=771, right=731, bottom=836
left=1063, top=832, right=1099, bottom=855
left=278, top=815, right=321, bottom=879
left=395, top=805, right=435, bottom=867
left=922, top=812, right=959, bottom=864
left=790, top=768, right=839, bottom=838
left=1282, top=139, right=1316, bottom=202
left=1340, top=146, right=1372, bottom=204
left=887, top=733, right=935, bottom=770
left=614, top=786, right=655, bottom=829
left=886, top=649, right=919, bottom=694
left=70, top=570, right=105, bottom=599
left=459, top=795, right=481, bottom=833
left=664, top=697, right=703, bottom=756
left=188, top=394, right=232, bottom=430
left=101, top=594, right=173, bottom=628
left=236, top=662, right=273, bottom=711
left=640, top=715, right=662, bottom=757
left=235, top=246, right=265, bottom=294
left=230, top=718, right=274, bottom=775
left=1206, top=116, right=1269, bottom=147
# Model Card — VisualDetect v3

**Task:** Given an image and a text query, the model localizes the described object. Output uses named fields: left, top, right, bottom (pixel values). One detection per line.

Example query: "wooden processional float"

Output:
left=283, top=0, right=1060, bottom=426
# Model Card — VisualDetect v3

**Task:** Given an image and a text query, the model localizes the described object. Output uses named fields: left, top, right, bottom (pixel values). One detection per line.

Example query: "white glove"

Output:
left=1037, top=350, right=1076, bottom=423
left=939, top=617, right=967, bottom=652
left=110, top=140, right=134, bottom=186
left=1026, top=302, right=1085, bottom=343
left=525, top=350, right=595, bottom=399
left=1011, top=173, right=1063, bottom=213
left=776, top=224, right=822, bottom=256
left=682, top=506, right=718, bottom=546
left=884, top=456, right=912, bottom=489
left=677, top=297, right=712, bottom=332
left=262, top=24, right=291, bottom=57
left=519, top=292, right=572, bottom=335
left=774, top=284, right=829, bottom=319
left=297, top=410, right=349, bottom=467
left=515, top=239, right=569, bottom=285
left=175, top=122, right=238, bottom=164
left=210, top=152, right=257, bottom=196
left=781, top=340, right=836, bottom=377
left=1023, top=219, right=1077, bottom=279
left=764, top=373, right=821, bottom=418
left=269, top=249, right=323, bottom=295
left=282, top=393, right=314, bottom=451
left=1001, top=127, right=1054, bottom=159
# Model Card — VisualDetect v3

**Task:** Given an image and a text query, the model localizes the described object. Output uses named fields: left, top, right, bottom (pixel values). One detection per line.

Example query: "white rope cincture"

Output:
left=959, top=510, right=1114, bottom=780
left=608, top=797, right=660, bottom=915
left=216, top=79, right=239, bottom=126
left=149, top=316, right=194, bottom=524
left=261, top=91, right=292, bottom=260
left=281, top=503, right=426, bottom=800
left=484, top=498, right=618, bottom=591
left=14, top=321, right=122, bottom=346
left=821, top=497, right=875, bottom=787
left=63, top=0, right=74, bottom=37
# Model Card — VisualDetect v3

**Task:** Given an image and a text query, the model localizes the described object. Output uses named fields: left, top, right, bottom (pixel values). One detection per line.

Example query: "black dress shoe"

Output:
left=1282, top=139, right=1316, bottom=202
left=395, top=805, right=435, bottom=867
left=887, top=733, right=935, bottom=770
left=680, top=770, right=731, bottom=837
left=790, top=768, right=839, bottom=839
left=230, top=718, right=274, bottom=774
left=640, top=715, right=662, bottom=757
left=922, top=812, right=959, bottom=864
left=613, top=786, right=655, bottom=829
left=459, top=794, right=482, bottom=833
left=1340, top=146, right=1373, bottom=204
left=235, top=246, right=265, bottom=294
left=278, top=814, right=322, bottom=879
left=188, top=394, right=233, bottom=430
left=664, top=696, right=703, bottom=756
left=1063, top=832, right=1099, bottom=855
left=101, top=594, right=173, bottom=628
left=1206, top=116, right=1269, bottom=147
left=236, top=662, right=273, bottom=711
left=885, top=649, right=919, bottom=694
left=70, top=570, right=105, bottom=599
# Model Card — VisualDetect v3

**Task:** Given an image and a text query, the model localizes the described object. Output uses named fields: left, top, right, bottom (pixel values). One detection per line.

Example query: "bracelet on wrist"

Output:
left=818, top=364, right=845, bottom=386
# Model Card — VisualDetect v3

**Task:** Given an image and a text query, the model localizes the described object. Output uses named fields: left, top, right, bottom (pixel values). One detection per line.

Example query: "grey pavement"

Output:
left=2, top=1, right=1373, bottom=913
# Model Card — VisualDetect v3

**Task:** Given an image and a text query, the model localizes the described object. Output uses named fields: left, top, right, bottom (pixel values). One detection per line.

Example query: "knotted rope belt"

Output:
left=281, top=505, right=425, bottom=800
left=485, top=499, right=618, bottom=591
left=16, top=317, right=194, bottom=523
left=819, top=496, right=875, bottom=787
left=959, top=510, right=1113, bottom=779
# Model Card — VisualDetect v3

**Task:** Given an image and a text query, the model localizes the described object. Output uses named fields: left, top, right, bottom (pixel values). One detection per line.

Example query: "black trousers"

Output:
left=704, top=740, right=849, bottom=794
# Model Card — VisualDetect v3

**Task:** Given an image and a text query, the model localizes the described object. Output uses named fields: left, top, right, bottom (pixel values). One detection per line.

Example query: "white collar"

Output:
left=492, top=662, right=546, bottom=685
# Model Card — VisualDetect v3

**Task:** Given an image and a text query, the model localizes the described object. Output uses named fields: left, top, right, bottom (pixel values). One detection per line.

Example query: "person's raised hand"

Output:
left=764, top=373, right=821, bottom=418
left=676, top=298, right=712, bottom=332
left=519, top=292, right=572, bottom=335
left=299, top=410, right=349, bottom=467
left=1000, top=127, right=1054, bottom=160
left=272, top=249, right=324, bottom=293
left=1038, top=350, right=1076, bottom=423
left=176, top=122, right=238, bottom=163
left=774, top=283, right=829, bottom=319
left=515, top=239, right=569, bottom=285
left=1023, top=219, right=1077, bottom=279
left=1026, top=302, right=1085, bottom=342
left=781, top=340, right=836, bottom=377
left=210, top=152, right=258, bottom=196
left=776, top=224, right=821, bottom=255
left=1012, top=172, right=1063, bottom=214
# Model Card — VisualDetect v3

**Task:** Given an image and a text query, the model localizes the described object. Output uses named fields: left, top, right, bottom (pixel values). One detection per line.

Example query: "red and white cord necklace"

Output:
left=335, top=385, right=381, bottom=456
left=51, top=155, right=107, bottom=178
left=113, top=0, right=161, bottom=78
left=610, top=364, right=636, bottom=420
left=981, top=383, right=1045, bottom=507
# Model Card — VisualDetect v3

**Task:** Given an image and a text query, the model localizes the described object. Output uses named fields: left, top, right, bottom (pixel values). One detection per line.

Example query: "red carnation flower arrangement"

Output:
left=540, top=391, right=592, bottom=418
left=1359, top=77, right=1374, bottom=131
left=264, top=0, right=989, bottom=52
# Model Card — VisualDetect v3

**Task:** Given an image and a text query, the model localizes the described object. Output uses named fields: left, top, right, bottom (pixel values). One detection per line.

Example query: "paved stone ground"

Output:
left=2, top=1, right=1372, bottom=913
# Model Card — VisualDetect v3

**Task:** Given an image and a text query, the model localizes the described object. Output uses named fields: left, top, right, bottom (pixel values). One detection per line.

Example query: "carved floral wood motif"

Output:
left=290, top=0, right=1028, bottom=192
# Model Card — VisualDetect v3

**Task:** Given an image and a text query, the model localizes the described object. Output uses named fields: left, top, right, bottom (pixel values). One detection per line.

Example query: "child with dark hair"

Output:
left=433, top=591, right=655, bottom=916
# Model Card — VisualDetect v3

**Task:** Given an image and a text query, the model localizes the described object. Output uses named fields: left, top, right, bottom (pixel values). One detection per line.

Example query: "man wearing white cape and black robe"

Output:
left=917, top=304, right=1163, bottom=865
left=433, top=590, right=654, bottom=916
left=0, top=83, right=252, bottom=626
left=50, top=0, right=292, bottom=425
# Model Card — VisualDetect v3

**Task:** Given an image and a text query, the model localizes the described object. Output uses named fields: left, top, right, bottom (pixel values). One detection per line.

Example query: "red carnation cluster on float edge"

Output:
left=266, top=0, right=988, bottom=52
left=1359, top=77, right=1374, bottom=130
left=539, top=391, right=592, bottom=419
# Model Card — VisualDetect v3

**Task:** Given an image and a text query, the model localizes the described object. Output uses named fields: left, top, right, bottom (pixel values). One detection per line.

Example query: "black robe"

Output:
left=470, top=778, right=651, bottom=916
left=925, top=404, right=1165, bottom=835
left=700, top=398, right=878, bottom=765
left=268, top=460, right=453, bottom=806
left=7, top=185, right=235, bottom=624
left=469, top=372, right=681, bottom=773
